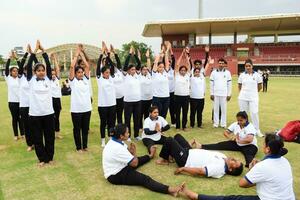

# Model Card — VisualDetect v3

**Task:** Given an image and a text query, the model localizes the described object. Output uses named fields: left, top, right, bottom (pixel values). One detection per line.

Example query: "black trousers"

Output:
left=116, top=97, right=124, bottom=124
left=202, top=141, right=258, bottom=167
left=124, top=101, right=141, bottom=137
left=8, top=102, right=24, bottom=137
left=98, top=106, right=116, bottom=138
left=263, top=81, right=268, bottom=92
left=20, top=107, right=33, bottom=146
left=52, top=98, right=62, bottom=132
left=169, top=92, right=176, bottom=124
left=30, top=114, right=55, bottom=163
left=198, top=194, right=260, bottom=200
left=140, top=99, right=152, bottom=128
left=152, top=96, right=170, bottom=119
left=71, top=111, right=91, bottom=150
left=159, top=134, right=191, bottom=167
left=142, top=135, right=167, bottom=152
left=190, top=98, right=205, bottom=128
left=107, top=155, right=169, bottom=194
left=174, top=95, right=189, bottom=129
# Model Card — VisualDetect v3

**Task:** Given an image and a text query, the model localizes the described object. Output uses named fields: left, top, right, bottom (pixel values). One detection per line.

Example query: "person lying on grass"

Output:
left=102, top=124, right=184, bottom=197
left=156, top=134, right=243, bottom=178
left=178, top=134, right=295, bottom=200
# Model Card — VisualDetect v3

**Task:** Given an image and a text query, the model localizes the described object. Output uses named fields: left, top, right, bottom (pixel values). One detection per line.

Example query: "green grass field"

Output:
left=0, top=77, right=299, bottom=200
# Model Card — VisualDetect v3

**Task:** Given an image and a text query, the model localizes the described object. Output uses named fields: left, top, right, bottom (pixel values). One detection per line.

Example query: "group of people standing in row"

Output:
left=4, top=40, right=295, bottom=199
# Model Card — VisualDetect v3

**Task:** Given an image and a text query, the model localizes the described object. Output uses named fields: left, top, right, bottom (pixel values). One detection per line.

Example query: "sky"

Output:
left=0, top=0, right=300, bottom=56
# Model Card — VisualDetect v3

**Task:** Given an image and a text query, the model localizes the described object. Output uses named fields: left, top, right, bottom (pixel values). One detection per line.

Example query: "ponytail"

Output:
left=109, top=124, right=127, bottom=139
left=265, top=134, right=288, bottom=156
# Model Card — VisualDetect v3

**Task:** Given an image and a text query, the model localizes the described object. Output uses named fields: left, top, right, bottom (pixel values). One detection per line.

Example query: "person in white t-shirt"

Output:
left=174, top=48, right=191, bottom=130
left=142, top=106, right=170, bottom=156
left=139, top=49, right=153, bottom=128
left=197, top=111, right=258, bottom=168
left=123, top=46, right=142, bottom=141
left=238, top=59, right=263, bottom=137
left=102, top=124, right=183, bottom=196
left=4, top=51, right=24, bottom=141
left=156, top=134, right=244, bottom=178
left=69, top=45, right=92, bottom=152
left=96, top=59, right=116, bottom=147
left=49, top=53, right=63, bottom=140
left=18, top=45, right=34, bottom=151
left=26, top=40, right=55, bottom=167
left=180, top=134, right=295, bottom=200
left=210, top=58, right=232, bottom=128
left=152, top=48, right=170, bottom=119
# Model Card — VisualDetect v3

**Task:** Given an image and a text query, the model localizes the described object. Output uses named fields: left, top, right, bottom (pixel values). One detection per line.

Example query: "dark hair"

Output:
left=75, top=66, right=84, bottom=73
left=218, top=58, right=227, bottom=64
left=226, top=163, right=244, bottom=176
left=101, top=65, right=110, bottom=74
left=127, top=64, right=136, bottom=70
left=245, top=59, right=253, bottom=66
left=149, top=106, right=159, bottom=113
left=9, top=66, right=18, bottom=73
left=194, top=59, right=202, bottom=65
left=77, top=59, right=83, bottom=66
left=34, top=63, right=45, bottom=72
left=157, top=61, right=164, bottom=66
left=141, top=66, right=148, bottom=71
left=109, top=124, right=127, bottom=139
left=236, top=111, right=248, bottom=121
left=265, top=134, right=288, bottom=156
left=179, top=65, right=187, bottom=71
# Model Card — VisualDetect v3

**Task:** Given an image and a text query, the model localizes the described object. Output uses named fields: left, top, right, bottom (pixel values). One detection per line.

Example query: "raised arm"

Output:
left=175, top=49, right=185, bottom=73
left=164, top=47, right=170, bottom=72
left=96, top=53, right=103, bottom=78
left=18, top=46, right=29, bottom=76
left=69, top=48, right=80, bottom=80
left=79, top=51, right=90, bottom=78
left=26, top=53, right=37, bottom=81
left=51, top=53, right=60, bottom=78
left=152, top=55, right=160, bottom=72
left=5, top=52, right=12, bottom=77
left=134, top=49, right=141, bottom=70
left=146, top=49, right=152, bottom=71
left=124, top=46, right=134, bottom=71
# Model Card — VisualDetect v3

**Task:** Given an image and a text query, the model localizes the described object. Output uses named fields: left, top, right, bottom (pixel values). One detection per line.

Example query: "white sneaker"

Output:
left=213, top=124, right=218, bottom=128
left=171, top=124, right=176, bottom=128
left=101, top=138, right=106, bottom=147
left=257, top=130, right=265, bottom=137
left=127, top=138, right=132, bottom=142
left=135, top=136, right=142, bottom=141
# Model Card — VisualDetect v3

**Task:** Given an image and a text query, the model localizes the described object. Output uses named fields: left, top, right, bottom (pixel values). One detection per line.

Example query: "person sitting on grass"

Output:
left=156, top=134, right=244, bottom=179
left=142, top=106, right=170, bottom=157
left=178, top=134, right=295, bottom=200
left=102, top=124, right=183, bottom=197
left=192, top=111, right=258, bottom=168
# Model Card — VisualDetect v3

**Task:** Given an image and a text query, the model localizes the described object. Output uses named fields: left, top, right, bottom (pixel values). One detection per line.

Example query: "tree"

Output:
left=117, top=41, right=154, bottom=66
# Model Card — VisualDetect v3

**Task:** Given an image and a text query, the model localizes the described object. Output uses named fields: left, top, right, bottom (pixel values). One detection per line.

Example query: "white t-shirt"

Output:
left=227, top=122, right=257, bottom=147
left=29, top=76, right=54, bottom=116
left=50, top=77, right=62, bottom=98
left=238, top=72, right=263, bottom=101
left=19, top=75, right=30, bottom=107
left=142, top=116, right=168, bottom=141
left=245, top=156, right=295, bottom=200
left=185, top=149, right=227, bottom=178
left=4, top=75, right=19, bottom=103
left=139, top=73, right=153, bottom=101
left=102, top=138, right=134, bottom=179
left=97, top=76, right=116, bottom=107
left=190, top=74, right=206, bottom=99
left=113, top=69, right=124, bottom=99
left=123, top=74, right=141, bottom=102
left=69, top=76, right=92, bottom=113
left=174, top=72, right=190, bottom=96
left=152, top=71, right=170, bottom=98
left=210, top=69, right=232, bottom=97
left=168, top=68, right=175, bottom=93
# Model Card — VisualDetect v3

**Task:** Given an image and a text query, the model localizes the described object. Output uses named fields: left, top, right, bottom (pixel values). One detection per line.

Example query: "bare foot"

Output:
left=48, top=160, right=55, bottom=165
left=27, top=146, right=33, bottom=152
left=149, top=146, right=157, bottom=159
left=38, top=162, right=45, bottom=168
left=77, top=149, right=83, bottom=153
left=168, top=182, right=185, bottom=197
left=155, top=158, right=169, bottom=165
left=14, top=136, right=18, bottom=141
left=83, top=148, right=88, bottom=152
left=21, top=135, right=25, bottom=139
left=180, top=182, right=198, bottom=200
left=189, top=139, right=196, bottom=148
left=55, top=132, right=63, bottom=139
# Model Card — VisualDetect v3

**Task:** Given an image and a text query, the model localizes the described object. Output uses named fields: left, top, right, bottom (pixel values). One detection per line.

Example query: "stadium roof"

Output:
left=142, top=13, right=300, bottom=37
